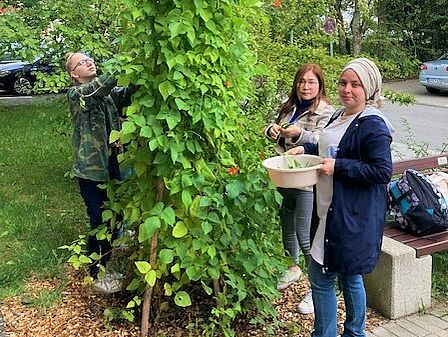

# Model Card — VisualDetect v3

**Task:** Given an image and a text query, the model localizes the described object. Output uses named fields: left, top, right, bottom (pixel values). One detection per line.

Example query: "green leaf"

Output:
left=161, top=207, right=176, bottom=225
left=181, top=175, right=193, bottom=188
left=207, top=246, right=216, bottom=258
left=121, top=121, right=137, bottom=135
left=134, top=162, right=146, bottom=176
left=181, top=190, right=192, bottom=208
left=166, top=116, right=180, bottom=130
left=140, top=126, right=152, bottom=138
left=174, top=291, right=191, bottom=307
left=150, top=202, right=165, bottom=216
left=145, top=270, right=157, bottom=286
left=140, top=95, right=154, bottom=108
left=102, top=209, right=113, bottom=222
left=133, top=115, right=146, bottom=127
left=171, top=263, right=180, bottom=274
left=126, top=278, right=141, bottom=291
left=225, top=181, right=245, bottom=199
left=164, top=282, right=173, bottom=296
left=172, top=221, right=188, bottom=238
left=166, top=110, right=181, bottom=130
left=109, top=130, right=121, bottom=143
left=174, top=97, right=189, bottom=110
left=138, top=216, right=161, bottom=243
left=201, top=222, right=212, bottom=235
left=201, top=281, right=213, bottom=295
left=132, top=8, right=142, bottom=20
left=158, top=80, right=176, bottom=100
left=170, top=147, right=179, bottom=163
left=166, top=56, right=177, bottom=70
left=207, top=267, right=220, bottom=280
left=79, top=255, right=92, bottom=264
left=207, top=212, right=220, bottom=224
left=189, top=196, right=201, bottom=217
left=159, top=249, right=174, bottom=264
left=135, top=261, right=151, bottom=274
left=148, top=138, right=158, bottom=151
left=89, top=252, right=101, bottom=261
left=198, top=8, right=213, bottom=22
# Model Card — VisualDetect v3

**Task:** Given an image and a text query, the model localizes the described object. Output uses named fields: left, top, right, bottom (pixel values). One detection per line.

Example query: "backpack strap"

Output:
left=390, top=189, right=414, bottom=206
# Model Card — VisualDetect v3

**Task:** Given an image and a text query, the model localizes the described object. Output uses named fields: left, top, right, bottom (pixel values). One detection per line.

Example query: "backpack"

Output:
left=388, top=169, right=448, bottom=236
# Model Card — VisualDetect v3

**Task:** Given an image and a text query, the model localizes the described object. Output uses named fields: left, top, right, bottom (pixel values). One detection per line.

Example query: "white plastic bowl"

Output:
left=262, top=154, right=323, bottom=188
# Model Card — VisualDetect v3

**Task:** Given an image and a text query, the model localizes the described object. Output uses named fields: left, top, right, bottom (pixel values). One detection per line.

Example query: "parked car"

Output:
left=419, top=53, right=448, bottom=94
left=0, top=57, right=54, bottom=95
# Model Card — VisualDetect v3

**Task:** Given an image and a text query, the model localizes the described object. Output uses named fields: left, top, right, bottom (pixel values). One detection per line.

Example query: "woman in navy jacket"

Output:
left=288, top=58, right=393, bottom=337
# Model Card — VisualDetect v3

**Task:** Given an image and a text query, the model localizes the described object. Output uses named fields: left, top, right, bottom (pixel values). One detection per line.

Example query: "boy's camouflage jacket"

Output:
left=68, top=73, right=137, bottom=182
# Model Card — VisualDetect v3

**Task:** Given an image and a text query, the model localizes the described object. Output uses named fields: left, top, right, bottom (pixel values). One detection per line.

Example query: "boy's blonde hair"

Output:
left=65, top=52, right=76, bottom=72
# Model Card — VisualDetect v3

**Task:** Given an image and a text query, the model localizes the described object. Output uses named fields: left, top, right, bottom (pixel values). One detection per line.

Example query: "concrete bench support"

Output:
left=364, top=236, right=432, bottom=319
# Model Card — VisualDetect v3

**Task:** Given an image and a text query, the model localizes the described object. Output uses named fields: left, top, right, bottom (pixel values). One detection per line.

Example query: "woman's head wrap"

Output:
left=342, top=58, right=384, bottom=108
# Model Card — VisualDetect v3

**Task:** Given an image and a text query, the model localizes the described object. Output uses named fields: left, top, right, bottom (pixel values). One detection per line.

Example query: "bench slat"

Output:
left=384, top=228, right=448, bottom=256
left=405, top=239, right=448, bottom=258
left=392, top=154, right=448, bottom=175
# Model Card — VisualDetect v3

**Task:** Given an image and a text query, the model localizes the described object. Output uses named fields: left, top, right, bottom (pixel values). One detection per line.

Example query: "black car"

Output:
left=0, top=57, right=54, bottom=95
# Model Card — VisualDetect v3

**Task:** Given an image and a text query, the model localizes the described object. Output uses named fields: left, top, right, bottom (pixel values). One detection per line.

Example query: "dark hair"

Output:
left=276, top=63, right=329, bottom=123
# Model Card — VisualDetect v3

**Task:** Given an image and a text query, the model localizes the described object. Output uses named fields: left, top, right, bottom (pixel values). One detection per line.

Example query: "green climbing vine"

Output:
left=66, top=0, right=285, bottom=336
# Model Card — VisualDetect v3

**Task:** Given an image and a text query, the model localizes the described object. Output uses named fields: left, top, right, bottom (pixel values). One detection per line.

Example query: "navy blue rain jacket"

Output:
left=304, top=111, right=393, bottom=275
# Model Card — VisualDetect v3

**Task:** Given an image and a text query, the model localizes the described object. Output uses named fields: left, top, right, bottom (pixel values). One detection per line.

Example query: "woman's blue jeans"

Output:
left=277, top=188, right=313, bottom=265
left=309, top=258, right=366, bottom=337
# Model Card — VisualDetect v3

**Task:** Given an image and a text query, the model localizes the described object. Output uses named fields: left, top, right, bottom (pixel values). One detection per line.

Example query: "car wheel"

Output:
left=12, top=76, right=33, bottom=95
left=426, top=87, right=441, bottom=94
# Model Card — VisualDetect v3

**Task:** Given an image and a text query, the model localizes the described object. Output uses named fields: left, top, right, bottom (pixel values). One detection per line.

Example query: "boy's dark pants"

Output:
left=78, top=154, right=121, bottom=278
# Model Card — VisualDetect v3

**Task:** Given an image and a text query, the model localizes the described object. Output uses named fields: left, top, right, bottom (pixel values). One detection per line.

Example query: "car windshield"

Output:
left=437, top=53, right=448, bottom=61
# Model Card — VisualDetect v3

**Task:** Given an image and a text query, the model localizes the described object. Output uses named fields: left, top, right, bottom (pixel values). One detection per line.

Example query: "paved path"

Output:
left=368, top=307, right=448, bottom=337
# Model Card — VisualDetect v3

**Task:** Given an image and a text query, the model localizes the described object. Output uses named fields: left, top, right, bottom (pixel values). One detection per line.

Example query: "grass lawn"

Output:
left=0, top=97, right=85, bottom=300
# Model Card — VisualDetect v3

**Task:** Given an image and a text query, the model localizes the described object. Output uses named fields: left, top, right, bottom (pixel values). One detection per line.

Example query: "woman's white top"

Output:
left=310, top=111, right=362, bottom=265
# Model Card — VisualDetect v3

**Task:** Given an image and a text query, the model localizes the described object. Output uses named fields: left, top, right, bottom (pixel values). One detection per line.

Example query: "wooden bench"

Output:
left=384, top=153, right=448, bottom=257
left=364, top=153, right=448, bottom=319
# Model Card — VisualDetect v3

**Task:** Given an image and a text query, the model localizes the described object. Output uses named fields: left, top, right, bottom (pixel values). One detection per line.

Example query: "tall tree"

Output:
left=376, top=0, right=448, bottom=60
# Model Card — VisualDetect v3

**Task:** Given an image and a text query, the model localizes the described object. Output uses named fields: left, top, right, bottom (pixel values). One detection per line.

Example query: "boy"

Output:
left=66, top=52, right=137, bottom=294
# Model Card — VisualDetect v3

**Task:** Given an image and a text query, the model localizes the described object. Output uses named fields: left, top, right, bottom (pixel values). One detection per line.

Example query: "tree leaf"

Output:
left=201, top=281, right=213, bottom=295
left=140, top=126, right=152, bottom=138
left=109, top=130, right=121, bottom=143
left=138, top=216, right=161, bottom=243
left=135, top=261, right=151, bottom=274
left=121, top=121, right=137, bottom=134
left=145, top=270, right=157, bottom=286
left=181, top=190, right=192, bottom=208
left=174, top=291, right=192, bottom=307
left=172, top=221, right=188, bottom=238
left=201, top=222, right=212, bottom=235
left=79, top=255, right=92, bottom=264
left=161, top=207, right=176, bottom=225
left=159, top=249, right=174, bottom=264
left=158, top=80, right=176, bottom=100
left=207, top=267, right=220, bottom=280
left=102, top=209, right=113, bottom=222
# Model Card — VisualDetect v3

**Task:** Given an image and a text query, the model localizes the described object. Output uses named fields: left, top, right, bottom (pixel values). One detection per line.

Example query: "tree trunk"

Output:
left=334, top=0, right=348, bottom=54
left=350, top=0, right=362, bottom=55
left=141, top=179, right=164, bottom=337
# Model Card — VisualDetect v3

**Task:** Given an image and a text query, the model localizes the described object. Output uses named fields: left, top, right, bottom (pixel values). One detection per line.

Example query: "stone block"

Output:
left=364, top=236, right=432, bottom=319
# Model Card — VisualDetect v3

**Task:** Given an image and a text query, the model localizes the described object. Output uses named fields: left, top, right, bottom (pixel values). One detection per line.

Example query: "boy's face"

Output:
left=69, top=53, right=96, bottom=83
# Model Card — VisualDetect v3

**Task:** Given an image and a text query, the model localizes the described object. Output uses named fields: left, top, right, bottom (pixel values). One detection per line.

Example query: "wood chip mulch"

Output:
left=1, top=269, right=388, bottom=337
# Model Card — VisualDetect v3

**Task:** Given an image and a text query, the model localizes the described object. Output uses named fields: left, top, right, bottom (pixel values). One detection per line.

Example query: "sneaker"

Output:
left=93, top=271, right=123, bottom=294
left=298, top=290, right=314, bottom=314
left=277, top=268, right=303, bottom=290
